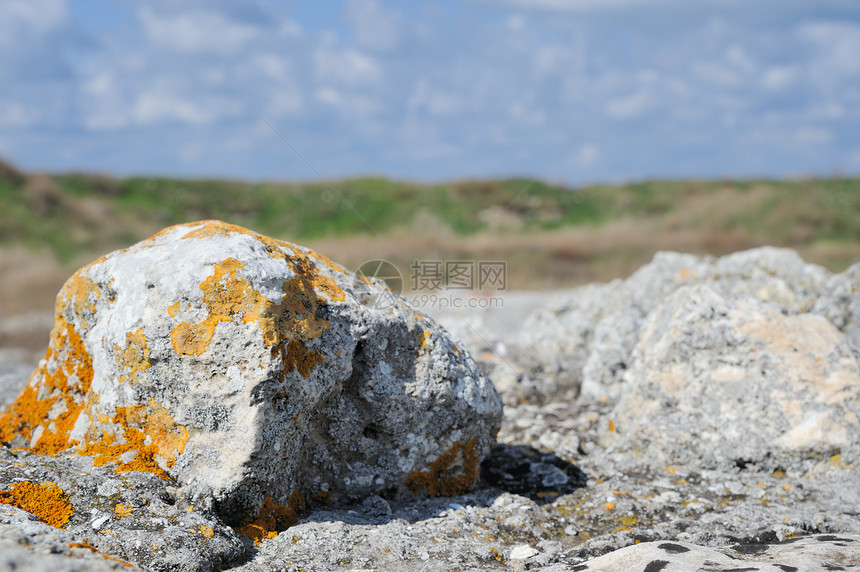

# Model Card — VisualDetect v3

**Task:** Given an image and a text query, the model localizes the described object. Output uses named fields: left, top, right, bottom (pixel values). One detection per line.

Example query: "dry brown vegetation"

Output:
left=1, top=157, right=859, bottom=351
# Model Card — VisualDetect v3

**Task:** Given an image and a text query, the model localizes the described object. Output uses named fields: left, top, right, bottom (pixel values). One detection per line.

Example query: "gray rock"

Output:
left=814, top=261, right=860, bottom=358
left=516, top=247, right=833, bottom=404
left=607, top=284, right=860, bottom=471
left=0, top=221, right=501, bottom=534
left=0, top=446, right=244, bottom=571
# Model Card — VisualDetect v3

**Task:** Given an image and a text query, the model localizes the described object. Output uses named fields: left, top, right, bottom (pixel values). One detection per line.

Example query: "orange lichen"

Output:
left=199, top=525, right=215, bottom=538
left=170, top=258, right=267, bottom=356
left=78, top=399, right=188, bottom=479
left=0, top=481, right=74, bottom=528
left=57, top=273, right=101, bottom=328
left=405, top=439, right=480, bottom=498
left=283, top=339, right=325, bottom=379
left=167, top=301, right=180, bottom=317
left=114, top=329, right=151, bottom=384
left=68, top=540, right=133, bottom=567
left=0, top=316, right=93, bottom=454
left=236, top=490, right=307, bottom=545
left=114, top=503, right=133, bottom=517
left=169, top=223, right=346, bottom=380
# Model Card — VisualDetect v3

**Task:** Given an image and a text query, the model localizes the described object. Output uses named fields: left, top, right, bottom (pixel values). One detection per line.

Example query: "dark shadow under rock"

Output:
left=480, top=443, right=587, bottom=502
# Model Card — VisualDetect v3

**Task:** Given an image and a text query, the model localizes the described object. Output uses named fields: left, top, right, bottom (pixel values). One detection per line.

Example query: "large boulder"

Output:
left=517, top=247, right=833, bottom=404
left=607, top=284, right=860, bottom=470
left=0, top=221, right=502, bottom=532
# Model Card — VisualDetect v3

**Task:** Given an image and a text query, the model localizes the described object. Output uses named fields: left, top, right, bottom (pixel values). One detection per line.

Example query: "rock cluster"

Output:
left=2, top=239, right=859, bottom=571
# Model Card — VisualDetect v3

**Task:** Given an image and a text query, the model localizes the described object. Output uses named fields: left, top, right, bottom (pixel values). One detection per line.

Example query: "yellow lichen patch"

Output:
left=421, top=331, right=432, bottom=348
left=57, top=272, right=101, bottom=328
left=181, top=220, right=346, bottom=302
left=200, top=525, right=214, bottom=538
left=114, top=329, right=151, bottom=383
left=405, top=439, right=480, bottom=498
left=171, top=258, right=267, bottom=356
left=830, top=453, right=850, bottom=470
left=236, top=490, right=307, bottom=545
left=114, top=503, right=133, bottom=517
left=167, top=301, right=180, bottom=317
left=162, top=221, right=345, bottom=380
left=0, top=481, right=74, bottom=528
left=78, top=399, right=188, bottom=479
left=611, top=514, right=638, bottom=533
left=0, top=316, right=94, bottom=454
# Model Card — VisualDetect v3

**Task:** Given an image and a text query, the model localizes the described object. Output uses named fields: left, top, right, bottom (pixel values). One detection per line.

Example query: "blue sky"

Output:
left=1, top=0, right=858, bottom=184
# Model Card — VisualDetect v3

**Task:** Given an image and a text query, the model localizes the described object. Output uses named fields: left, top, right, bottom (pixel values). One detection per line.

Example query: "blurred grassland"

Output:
left=1, top=155, right=860, bottom=325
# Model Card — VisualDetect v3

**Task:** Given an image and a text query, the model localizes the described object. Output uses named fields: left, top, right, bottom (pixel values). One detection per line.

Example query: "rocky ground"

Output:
left=2, top=241, right=860, bottom=571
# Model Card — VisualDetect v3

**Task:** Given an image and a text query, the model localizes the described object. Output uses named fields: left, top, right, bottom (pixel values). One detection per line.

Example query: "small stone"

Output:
left=509, top=544, right=539, bottom=560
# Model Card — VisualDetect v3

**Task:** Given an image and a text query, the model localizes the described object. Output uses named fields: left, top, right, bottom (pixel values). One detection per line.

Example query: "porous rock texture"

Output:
left=3, top=245, right=860, bottom=571
left=0, top=221, right=502, bottom=531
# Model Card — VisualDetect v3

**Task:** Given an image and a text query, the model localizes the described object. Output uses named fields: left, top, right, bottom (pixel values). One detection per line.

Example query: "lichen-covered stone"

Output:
left=0, top=221, right=502, bottom=531
left=0, top=446, right=243, bottom=571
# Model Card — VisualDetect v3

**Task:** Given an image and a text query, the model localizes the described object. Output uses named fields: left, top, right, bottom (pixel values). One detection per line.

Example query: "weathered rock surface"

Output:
left=577, top=534, right=860, bottom=571
left=2, top=245, right=859, bottom=571
left=0, top=220, right=502, bottom=534
left=608, top=284, right=860, bottom=471
left=1, top=446, right=239, bottom=571
left=515, top=248, right=833, bottom=405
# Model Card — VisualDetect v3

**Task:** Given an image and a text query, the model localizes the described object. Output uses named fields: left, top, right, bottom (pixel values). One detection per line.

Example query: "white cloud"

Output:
left=343, top=0, right=402, bottom=51
left=576, top=143, right=598, bottom=167
left=250, top=53, right=293, bottom=83
left=315, top=87, right=380, bottom=117
left=509, top=101, right=546, bottom=127
left=139, top=7, right=258, bottom=54
left=606, top=89, right=654, bottom=119
left=314, top=39, right=383, bottom=84
left=0, top=100, right=39, bottom=127
left=0, top=0, right=66, bottom=45
left=761, top=65, right=798, bottom=91
left=692, top=45, right=757, bottom=89
left=507, top=14, right=526, bottom=32
left=725, top=45, right=754, bottom=74
left=794, top=127, right=831, bottom=144
left=408, top=79, right=466, bottom=116
left=133, top=93, right=212, bottom=125
left=133, top=93, right=241, bottom=126
left=800, top=21, right=860, bottom=77
left=474, top=0, right=696, bottom=12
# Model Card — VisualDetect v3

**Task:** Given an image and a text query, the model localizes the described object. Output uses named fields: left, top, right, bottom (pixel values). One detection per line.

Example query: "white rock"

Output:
left=608, top=284, right=860, bottom=470
left=509, top=544, right=539, bottom=560
left=577, top=535, right=860, bottom=571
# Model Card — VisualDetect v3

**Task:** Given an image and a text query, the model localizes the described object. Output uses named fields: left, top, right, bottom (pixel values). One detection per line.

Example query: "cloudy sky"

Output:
left=1, top=0, right=858, bottom=184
